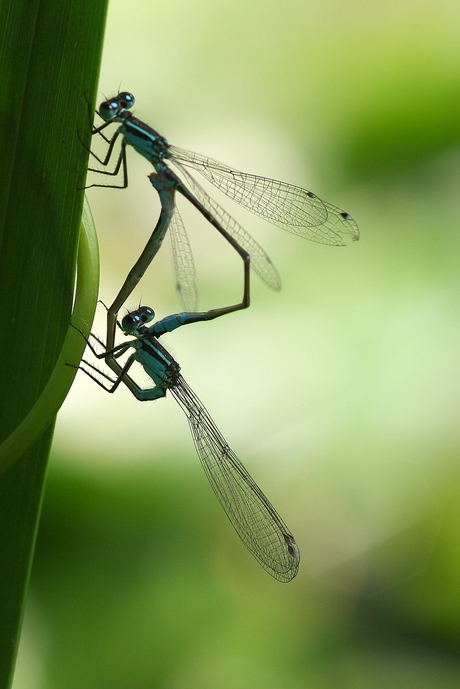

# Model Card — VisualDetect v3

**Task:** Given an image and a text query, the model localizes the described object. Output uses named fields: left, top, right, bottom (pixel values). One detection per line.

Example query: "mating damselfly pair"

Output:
left=76, top=91, right=359, bottom=581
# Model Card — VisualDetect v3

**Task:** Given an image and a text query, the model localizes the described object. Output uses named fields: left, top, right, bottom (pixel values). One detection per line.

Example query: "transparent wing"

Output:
left=170, top=145, right=359, bottom=245
left=170, top=159, right=281, bottom=292
left=169, top=206, right=198, bottom=312
left=171, top=373, right=300, bottom=582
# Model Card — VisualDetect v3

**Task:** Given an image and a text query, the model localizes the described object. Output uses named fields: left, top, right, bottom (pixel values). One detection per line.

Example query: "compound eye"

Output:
left=138, top=306, right=155, bottom=324
left=121, top=313, right=142, bottom=334
left=98, top=99, right=119, bottom=120
left=118, top=92, right=135, bottom=109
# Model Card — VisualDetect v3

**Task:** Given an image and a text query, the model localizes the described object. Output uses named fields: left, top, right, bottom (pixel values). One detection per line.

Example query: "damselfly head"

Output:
left=121, top=306, right=155, bottom=336
left=99, top=92, right=135, bottom=122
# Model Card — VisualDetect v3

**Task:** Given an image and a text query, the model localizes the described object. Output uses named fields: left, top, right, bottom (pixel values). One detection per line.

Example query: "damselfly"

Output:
left=74, top=305, right=300, bottom=582
left=86, top=92, right=359, bottom=368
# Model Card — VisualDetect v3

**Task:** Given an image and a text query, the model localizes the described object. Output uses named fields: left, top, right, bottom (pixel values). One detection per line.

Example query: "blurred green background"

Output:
left=13, top=0, right=460, bottom=687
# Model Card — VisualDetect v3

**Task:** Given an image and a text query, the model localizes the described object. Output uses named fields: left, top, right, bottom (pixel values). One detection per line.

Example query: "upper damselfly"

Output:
left=85, top=92, right=359, bottom=370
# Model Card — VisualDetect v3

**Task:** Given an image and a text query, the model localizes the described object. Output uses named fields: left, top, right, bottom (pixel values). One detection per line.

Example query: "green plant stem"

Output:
left=0, top=0, right=107, bottom=685
left=0, top=199, right=100, bottom=475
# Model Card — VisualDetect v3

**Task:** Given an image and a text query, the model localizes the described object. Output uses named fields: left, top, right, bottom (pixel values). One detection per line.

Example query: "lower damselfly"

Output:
left=74, top=305, right=300, bottom=582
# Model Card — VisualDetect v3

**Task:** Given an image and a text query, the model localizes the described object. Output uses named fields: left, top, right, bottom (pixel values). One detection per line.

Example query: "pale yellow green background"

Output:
left=14, top=0, right=460, bottom=687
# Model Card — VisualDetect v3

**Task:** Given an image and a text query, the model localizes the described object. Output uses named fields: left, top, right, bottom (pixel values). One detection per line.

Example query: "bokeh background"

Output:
left=13, top=0, right=460, bottom=687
